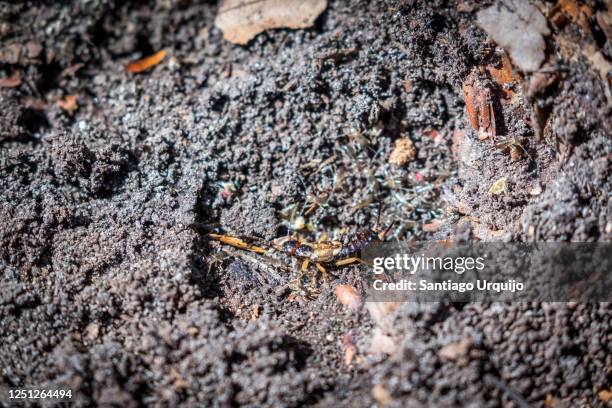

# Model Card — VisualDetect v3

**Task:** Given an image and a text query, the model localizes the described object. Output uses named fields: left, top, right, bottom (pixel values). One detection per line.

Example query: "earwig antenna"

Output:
left=297, top=175, right=323, bottom=198
left=375, top=202, right=384, bottom=230
left=297, top=175, right=309, bottom=191
left=379, top=220, right=395, bottom=241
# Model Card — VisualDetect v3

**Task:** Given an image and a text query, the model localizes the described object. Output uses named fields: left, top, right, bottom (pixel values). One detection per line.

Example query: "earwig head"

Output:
left=367, top=203, right=395, bottom=241
left=295, top=244, right=314, bottom=259
left=272, top=237, right=300, bottom=255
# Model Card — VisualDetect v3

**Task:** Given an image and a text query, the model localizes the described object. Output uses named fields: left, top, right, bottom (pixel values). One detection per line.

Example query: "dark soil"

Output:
left=1, top=1, right=610, bottom=407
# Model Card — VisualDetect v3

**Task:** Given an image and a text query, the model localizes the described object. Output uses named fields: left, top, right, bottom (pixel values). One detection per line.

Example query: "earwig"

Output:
left=270, top=208, right=395, bottom=277
left=208, top=207, right=395, bottom=281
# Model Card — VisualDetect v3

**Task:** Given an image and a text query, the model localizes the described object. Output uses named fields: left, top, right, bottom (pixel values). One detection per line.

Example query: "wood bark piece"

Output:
left=126, top=50, right=166, bottom=74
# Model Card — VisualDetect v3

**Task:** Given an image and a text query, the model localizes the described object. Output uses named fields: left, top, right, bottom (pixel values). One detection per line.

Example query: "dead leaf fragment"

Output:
left=438, top=339, right=472, bottom=361
left=389, top=137, right=416, bottom=165
left=489, top=177, right=508, bottom=195
left=335, top=285, right=362, bottom=310
left=61, top=63, right=84, bottom=78
left=126, top=50, right=167, bottom=73
left=343, top=345, right=356, bottom=366
left=0, top=43, right=21, bottom=64
left=403, top=79, right=413, bottom=92
left=25, top=41, right=43, bottom=59
left=0, top=70, right=21, bottom=88
left=558, top=0, right=582, bottom=21
left=215, top=0, right=328, bottom=45
left=462, top=82, right=479, bottom=130
left=57, top=95, right=78, bottom=115
left=477, top=0, right=550, bottom=72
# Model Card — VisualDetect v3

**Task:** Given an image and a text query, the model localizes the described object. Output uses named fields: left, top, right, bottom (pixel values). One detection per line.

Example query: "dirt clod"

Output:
left=388, top=137, right=416, bottom=165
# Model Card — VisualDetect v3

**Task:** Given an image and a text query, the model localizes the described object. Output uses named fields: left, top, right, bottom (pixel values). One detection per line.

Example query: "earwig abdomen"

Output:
left=336, top=229, right=379, bottom=260
left=273, top=229, right=381, bottom=265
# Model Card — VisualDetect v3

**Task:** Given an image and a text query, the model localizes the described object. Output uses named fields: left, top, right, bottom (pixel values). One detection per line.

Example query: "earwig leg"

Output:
left=208, top=233, right=267, bottom=254
left=335, top=257, right=362, bottom=266
left=510, top=146, right=521, bottom=161
left=315, top=263, right=330, bottom=285
left=304, top=202, right=319, bottom=216
left=299, top=259, right=310, bottom=288
left=517, top=144, right=533, bottom=161
left=375, top=202, right=383, bottom=230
